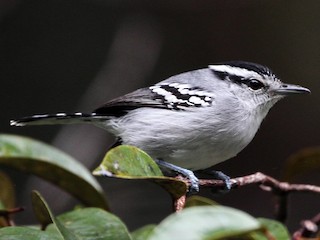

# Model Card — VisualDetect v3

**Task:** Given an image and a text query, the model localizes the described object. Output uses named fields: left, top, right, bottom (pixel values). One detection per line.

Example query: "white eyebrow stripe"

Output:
left=209, top=65, right=261, bottom=78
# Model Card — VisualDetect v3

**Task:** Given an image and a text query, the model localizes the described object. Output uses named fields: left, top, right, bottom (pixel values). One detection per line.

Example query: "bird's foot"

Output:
left=155, top=159, right=199, bottom=194
left=207, top=170, right=232, bottom=193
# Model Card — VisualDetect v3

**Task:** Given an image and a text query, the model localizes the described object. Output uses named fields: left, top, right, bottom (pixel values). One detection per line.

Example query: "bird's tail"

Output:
left=10, top=113, right=109, bottom=127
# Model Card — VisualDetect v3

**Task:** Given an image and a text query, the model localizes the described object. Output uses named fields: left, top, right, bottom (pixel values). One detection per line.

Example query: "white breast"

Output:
left=101, top=103, right=263, bottom=170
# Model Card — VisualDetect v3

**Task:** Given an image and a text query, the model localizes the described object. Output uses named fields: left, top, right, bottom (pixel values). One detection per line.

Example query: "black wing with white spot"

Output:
left=11, top=82, right=216, bottom=125
left=94, top=83, right=215, bottom=116
left=149, top=83, right=214, bottom=110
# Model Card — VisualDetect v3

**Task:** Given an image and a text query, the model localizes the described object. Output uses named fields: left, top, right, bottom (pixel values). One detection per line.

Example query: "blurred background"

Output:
left=0, top=0, right=319, bottom=232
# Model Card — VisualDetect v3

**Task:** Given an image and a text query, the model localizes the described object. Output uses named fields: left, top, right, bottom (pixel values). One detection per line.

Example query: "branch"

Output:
left=293, top=212, right=320, bottom=239
left=175, top=172, right=320, bottom=221
left=0, top=207, right=24, bottom=226
left=199, top=172, right=320, bottom=194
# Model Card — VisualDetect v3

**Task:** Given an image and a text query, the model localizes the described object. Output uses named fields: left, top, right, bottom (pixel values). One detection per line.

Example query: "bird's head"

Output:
left=209, top=61, right=310, bottom=114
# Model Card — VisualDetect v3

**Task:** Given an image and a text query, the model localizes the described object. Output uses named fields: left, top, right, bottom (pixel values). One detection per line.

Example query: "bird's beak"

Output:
left=273, top=83, right=311, bottom=95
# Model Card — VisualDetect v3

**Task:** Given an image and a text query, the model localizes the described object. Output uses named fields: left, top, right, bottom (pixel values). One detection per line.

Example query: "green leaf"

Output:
left=283, top=146, right=320, bottom=181
left=31, top=190, right=54, bottom=230
left=93, top=145, right=163, bottom=177
left=0, top=171, right=15, bottom=209
left=185, top=196, right=218, bottom=208
left=131, top=225, right=156, bottom=240
left=0, top=134, right=108, bottom=209
left=0, top=227, right=62, bottom=240
left=93, top=145, right=188, bottom=199
left=53, top=208, right=132, bottom=240
left=148, top=206, right=261, bottom=240
left=249, top=218, right=290, bottom=240
left=54, top=217, right=79, bottom=240
left=31, top=190, right=78, bottom=240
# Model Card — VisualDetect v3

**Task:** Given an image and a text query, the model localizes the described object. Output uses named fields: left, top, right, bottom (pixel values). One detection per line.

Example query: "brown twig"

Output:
left=174, top=172, right=320, bottom=221
left=174, top=195, right=187, bottom=212
left=202, top=172, right=320, bottom=221
left=292, top=212, right=320, bottom=239
left=199, top=172, right=320, bottom=194
left=0, top=207, right=24, bottom=226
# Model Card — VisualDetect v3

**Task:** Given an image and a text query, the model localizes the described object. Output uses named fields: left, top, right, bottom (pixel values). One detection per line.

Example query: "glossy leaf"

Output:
left=0, top=134, right=108, bottom=209
left=184, top=195, right=218, bottom=208
left=31, top=190, right=78, bottom=240
left=255, top=218, right=290, bottom=240
left=31, top=190, right=54, bottom=230
left=54, top=217, right=79, bottom=240
left=30, top=192, right=131, bottom=240
left=53, top=208, right=132, bottom=240
left=148, top=206, right=261, bottom=240
left=0, top=227, right=61, bottom=240
left=93, top=145, right=163, bottom=177
left=131, top=225, right=155, bottom=240
left=0, top=171, right=15, bottom=209
left=0, top=207, right=133, bottom=240
left=93, top=145, right=188, bottom=199
left=283, top=146, right=320, bottom=181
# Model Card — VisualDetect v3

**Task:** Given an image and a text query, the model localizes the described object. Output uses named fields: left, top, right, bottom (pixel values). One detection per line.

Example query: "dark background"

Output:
left=1, top=0, right=319, bottom=232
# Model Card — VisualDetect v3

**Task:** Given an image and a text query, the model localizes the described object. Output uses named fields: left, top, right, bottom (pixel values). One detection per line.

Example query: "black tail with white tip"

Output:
left=10, top=113, right=108, bottom=127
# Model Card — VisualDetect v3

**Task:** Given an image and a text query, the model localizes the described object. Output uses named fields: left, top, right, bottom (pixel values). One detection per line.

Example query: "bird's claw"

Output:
left=155, top=159, right=199, bottom=194
left=185, top=169, right=199, bottom=194
left=209, top=170, right=232, bottom=194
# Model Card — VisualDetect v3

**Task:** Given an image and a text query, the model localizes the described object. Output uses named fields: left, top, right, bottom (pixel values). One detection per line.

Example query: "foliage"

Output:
left=0, top=134, right=108, bottom=209
left=0, top=134, right=319, bottom=239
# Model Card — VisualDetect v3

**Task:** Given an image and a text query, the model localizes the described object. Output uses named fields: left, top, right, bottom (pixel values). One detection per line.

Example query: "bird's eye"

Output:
left=247, top=79, right=265, bottom=90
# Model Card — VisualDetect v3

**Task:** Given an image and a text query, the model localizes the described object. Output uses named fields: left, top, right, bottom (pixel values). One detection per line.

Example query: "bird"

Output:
left=10, top=61, right=310, bottom=192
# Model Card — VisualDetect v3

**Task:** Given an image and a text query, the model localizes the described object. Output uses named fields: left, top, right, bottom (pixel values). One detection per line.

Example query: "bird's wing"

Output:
left=93, top=83, right=215, bottom=117
left=93, top=87, right=168, bottom=117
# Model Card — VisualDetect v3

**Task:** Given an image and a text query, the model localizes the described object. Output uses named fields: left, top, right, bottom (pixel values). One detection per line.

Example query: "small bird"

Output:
left=11, top=61, right=310, bottom=192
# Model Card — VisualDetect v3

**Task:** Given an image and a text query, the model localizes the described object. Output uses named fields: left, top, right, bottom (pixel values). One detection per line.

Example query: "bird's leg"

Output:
left=155, top=159, right=199, bottom=194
